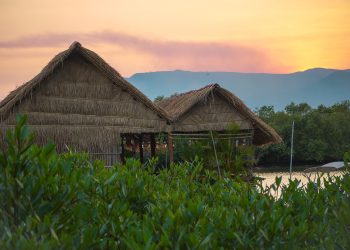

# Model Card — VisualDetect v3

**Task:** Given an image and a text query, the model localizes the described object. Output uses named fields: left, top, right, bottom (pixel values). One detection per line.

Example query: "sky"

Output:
left=0, top=0, right=349, bottom=99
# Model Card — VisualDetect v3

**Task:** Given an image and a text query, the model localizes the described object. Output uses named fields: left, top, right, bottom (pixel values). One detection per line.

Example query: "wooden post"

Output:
left=150, top=134, right=156, bottom=158
left=139, top=134, right=144, bottom=163
left=121, top=135, right=125, bottom=164
left=131, top=135, right=136, bottom=157
left=167, top=133, right=174, bottom=164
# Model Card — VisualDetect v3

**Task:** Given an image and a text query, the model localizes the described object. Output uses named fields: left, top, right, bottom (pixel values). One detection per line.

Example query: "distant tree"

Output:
left=285, top=102, right=311, bottom=115
left=330, top=100, right=350, bottom=113
left=256, top=106, right=275, bottom=122
left=154, top=95, right=165, bottom=102
left=257, top=101, right=350, bottom=164
left=317, top=104, right=331, bottom=113
left=170, top=92, right=179, bottom=98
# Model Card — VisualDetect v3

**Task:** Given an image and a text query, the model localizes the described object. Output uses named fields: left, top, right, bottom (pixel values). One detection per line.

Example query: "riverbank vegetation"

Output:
left=172, top=123, right=256, bottom=178
left=1, top=116, right=349, bottom=248
left=256, top=101, right=350, bottom=165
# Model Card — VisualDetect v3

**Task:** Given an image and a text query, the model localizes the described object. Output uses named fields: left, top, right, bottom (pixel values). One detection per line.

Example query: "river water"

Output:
left=253, top=166, right=343, bottom=188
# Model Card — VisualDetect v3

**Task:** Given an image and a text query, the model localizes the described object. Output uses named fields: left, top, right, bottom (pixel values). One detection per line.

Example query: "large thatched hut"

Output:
left=156, top=84, right=282, bottom=149
left=0, top=42, right=169, bottom=163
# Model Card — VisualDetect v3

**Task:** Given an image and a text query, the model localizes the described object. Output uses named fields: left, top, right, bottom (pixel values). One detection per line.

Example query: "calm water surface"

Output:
left=253, top=166, right=343, bottom=187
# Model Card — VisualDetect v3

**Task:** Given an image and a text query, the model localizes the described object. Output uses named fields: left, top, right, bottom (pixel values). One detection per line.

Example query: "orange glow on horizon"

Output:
left=0, top=0, right=349, bottom=98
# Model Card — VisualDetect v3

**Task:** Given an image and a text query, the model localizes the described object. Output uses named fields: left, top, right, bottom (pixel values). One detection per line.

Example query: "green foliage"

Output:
left=344, top=152, right=350, bottom=167
left=1, top=116, right=350, bottom=248
left=257, top=101, right=350, bottom=163
left=173, top=123, right=255, bottom=176
left=153, top=95, right=165, bottom=102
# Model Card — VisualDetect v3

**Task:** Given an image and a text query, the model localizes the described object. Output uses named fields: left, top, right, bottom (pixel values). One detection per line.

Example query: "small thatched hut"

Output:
left=156, top=84, right=282, bottom=146
left=0, top=42, right=169, bottom=163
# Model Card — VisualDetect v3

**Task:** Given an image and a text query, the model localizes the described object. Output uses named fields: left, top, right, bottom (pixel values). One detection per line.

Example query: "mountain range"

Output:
left=126, top=68, right=350, bottom=110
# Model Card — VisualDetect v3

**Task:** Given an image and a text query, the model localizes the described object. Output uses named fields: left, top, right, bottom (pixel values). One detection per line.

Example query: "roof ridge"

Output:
left=69, top=41, right=82, bottom=49
left=169, top=83, right=219, bottom=98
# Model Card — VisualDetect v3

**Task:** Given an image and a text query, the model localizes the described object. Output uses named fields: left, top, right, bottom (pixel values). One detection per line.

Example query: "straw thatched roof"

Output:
left=0, top=42, right=169, bottom=152
left=157, top=84, right=282, bottom=145
left=0, top=41, right=168, bottom=121
left=0, top=41, right=281, bottom=151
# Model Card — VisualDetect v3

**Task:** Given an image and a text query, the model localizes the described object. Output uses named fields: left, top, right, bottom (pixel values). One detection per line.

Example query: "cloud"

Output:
left=0, top=31, right=287, bottom=73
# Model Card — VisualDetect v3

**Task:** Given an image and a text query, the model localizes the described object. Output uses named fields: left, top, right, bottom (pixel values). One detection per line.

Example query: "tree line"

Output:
left=256, top=101, right=350, bottom=165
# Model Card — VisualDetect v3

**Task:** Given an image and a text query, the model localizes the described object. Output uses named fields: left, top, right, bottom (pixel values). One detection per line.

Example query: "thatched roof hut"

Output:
left=0, top=42, right=169, bottom=154
left=156, top=84, right=282, bottom=145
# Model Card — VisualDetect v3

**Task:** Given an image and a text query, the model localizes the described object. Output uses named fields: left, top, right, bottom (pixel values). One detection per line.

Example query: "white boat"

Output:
left=304, top=161, right=345, bottom=173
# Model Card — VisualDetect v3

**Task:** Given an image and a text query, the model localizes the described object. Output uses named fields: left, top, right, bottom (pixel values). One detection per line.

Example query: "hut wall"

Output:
left=172, top=93, right=252, bottom=132
left=1, top=52, right=167, bottom=152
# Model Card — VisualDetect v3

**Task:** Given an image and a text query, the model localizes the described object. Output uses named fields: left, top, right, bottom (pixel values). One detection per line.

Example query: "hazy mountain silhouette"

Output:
left=127, top=68, right=350, bottom=110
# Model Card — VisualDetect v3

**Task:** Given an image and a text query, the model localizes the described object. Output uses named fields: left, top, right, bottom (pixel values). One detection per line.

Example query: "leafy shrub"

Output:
left=0, top=116, right=349, bottom=249
left=174, top=123, right=256, bottom=177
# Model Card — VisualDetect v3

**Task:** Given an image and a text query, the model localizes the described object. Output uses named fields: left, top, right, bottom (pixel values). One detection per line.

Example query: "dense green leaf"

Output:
left=0, top=115, right=349, bottom=249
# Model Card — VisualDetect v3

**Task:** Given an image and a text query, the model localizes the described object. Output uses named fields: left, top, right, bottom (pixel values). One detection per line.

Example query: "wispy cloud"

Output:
left=0, top=31, right=287, bottom=72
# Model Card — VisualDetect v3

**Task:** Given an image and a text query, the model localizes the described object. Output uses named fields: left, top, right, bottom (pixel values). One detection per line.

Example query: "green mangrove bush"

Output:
left=174, top=123, right=256, bottom=177
left=0, top=116, right=349, bottom=249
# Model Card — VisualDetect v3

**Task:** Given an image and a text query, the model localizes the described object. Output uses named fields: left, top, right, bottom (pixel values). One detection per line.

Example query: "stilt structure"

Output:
left=168, top=133, right=174, bottom=163
left=150, top=134, right=156, bottom=158
left=139, top=134, right=144, bottom=163
left=120, top=136, right=125, bottom=164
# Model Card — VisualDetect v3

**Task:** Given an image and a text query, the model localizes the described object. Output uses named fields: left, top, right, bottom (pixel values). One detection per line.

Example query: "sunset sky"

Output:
left=0, top=0, right=349, bottom=99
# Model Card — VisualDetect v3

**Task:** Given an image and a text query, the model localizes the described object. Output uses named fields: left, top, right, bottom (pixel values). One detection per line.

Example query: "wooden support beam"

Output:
left=139, top=134, right=144, bottom=163
left=120, top=135, right=125, bottom=164
left=168, top=133, right=174, bottom=164
left=150, top=133, right=156, bottom=158
left=131, top=135, right=136, bottom=157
